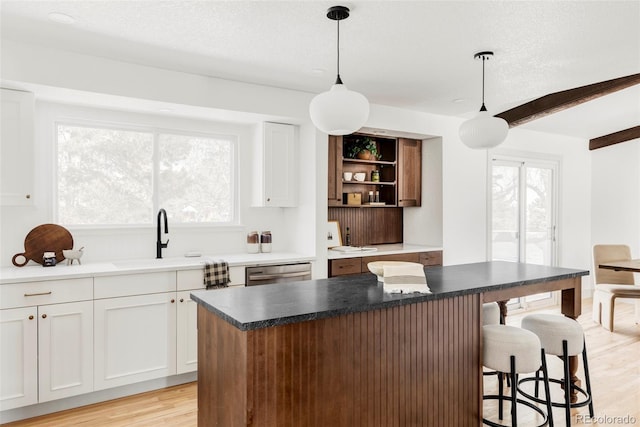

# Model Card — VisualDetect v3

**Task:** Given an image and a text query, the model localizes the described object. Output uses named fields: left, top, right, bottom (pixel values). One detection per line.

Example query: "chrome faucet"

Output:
left=156, top=208, right=169, bottom=259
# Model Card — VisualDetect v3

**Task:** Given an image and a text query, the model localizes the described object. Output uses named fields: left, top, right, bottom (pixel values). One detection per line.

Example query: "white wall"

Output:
left=1, top=39, right=596, bottom=284
left=591, top=141, right=640, bottom=264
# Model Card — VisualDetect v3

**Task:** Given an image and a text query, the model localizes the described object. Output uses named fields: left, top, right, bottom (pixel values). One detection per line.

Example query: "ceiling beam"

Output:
left=495, top=73, right=640, bottom=127
left=589, top=126, right=640, bottom=150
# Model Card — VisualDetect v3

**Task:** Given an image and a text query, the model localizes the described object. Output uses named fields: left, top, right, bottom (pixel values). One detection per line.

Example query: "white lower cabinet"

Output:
left=38, top=301, right=93, bottom=402
left=94, top=292, right=177, bottom=391
left=0, top=307, right=37, bottom=411
left=176, top=290, right=198, bottom=374
left=0, top=300, right=93, bottom=411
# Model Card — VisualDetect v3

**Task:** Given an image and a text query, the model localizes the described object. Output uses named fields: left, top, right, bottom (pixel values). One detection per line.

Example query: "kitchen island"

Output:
left=191, top=261, right=588, bottom=427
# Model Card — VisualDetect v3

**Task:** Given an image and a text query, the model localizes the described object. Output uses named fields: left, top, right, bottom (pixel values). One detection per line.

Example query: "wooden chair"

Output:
left=592, top=244, right=640, bottom=331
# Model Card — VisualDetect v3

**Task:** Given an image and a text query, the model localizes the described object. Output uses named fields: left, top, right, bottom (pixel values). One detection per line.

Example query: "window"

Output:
left=57, top=123, right=236, bottom=226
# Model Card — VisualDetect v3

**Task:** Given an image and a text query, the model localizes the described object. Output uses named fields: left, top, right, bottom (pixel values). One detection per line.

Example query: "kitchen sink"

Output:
left=111, top=257, right=205, bottom=270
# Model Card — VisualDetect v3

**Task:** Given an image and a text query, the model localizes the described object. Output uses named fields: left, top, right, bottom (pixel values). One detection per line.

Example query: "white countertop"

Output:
left=327, top=244, right=442, bottom=260
left=0, top=252, right=315, bottom=284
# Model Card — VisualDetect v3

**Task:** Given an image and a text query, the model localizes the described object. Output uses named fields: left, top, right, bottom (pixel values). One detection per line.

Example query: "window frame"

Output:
left=54, top=118, right=240, bottom=228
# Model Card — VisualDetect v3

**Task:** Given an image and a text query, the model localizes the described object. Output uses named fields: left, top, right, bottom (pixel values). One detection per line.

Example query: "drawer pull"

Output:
left=171, top=299, right=175, bottom=303
left=24, top=291, right=52, bottom=297
left=180, top=298, right=184, bottom=303
left=42, top=314, right=47, bottom=319
left=28, top=315, right=34, bottom=320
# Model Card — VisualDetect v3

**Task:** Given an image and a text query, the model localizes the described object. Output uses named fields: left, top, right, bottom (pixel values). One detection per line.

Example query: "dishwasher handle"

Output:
left=248, top=271, right=310, bottom=281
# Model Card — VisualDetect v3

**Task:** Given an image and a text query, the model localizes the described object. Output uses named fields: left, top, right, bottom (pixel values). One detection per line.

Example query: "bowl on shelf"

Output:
left=367, top=261, right=423, bottom=282
left=353, top=172, right=366, bottom=182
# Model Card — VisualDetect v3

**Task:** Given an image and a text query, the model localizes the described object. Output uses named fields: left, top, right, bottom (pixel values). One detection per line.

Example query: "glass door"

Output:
left=490, top=156, right=558, bottom=308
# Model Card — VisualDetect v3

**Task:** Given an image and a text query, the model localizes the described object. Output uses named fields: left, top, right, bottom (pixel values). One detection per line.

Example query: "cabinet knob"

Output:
left=25, top=194, right=31, bottom=199
left=41, top=314, right=47, bottom=319
left=267, top=198, right=271, bottom=202
left=28, top=315, right=34, bottom=320
left=171, top=299, right=175, bottom=303
left=180, top=298, right=184, bottom=303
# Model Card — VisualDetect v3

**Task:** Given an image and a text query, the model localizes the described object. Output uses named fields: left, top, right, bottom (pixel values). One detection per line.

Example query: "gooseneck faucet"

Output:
left=156, top=208, right=169, bottom=259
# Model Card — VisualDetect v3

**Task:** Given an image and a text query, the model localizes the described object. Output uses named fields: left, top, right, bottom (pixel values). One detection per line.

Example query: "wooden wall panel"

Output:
left=328, top=207, right=403, bottom=246
left=198, top=294, right=482, bottom=426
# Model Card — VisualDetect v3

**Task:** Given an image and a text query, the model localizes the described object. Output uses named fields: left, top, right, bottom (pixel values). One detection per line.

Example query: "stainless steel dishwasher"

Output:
left=245, top=262, right=312, bottom=286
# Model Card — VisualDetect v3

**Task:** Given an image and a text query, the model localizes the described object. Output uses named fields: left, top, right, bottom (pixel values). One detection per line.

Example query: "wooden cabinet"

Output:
left=328, top=133, right=421, bottom=208
left=0, top=278, right=94, bottom=410
left=328, top=250, right=443, bottom=277
left=327, top=135, right=343, bottom=206
left=1, top=88, right=34, bottom=206
left=328, top=257, right=362, bottom=277
left=254, top=122, right=297, bottom=207
left=397, top=138, right=422, bottom=207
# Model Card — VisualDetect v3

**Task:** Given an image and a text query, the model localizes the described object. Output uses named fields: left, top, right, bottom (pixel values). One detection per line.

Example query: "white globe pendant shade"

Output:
left=310, top=83, right=369, bottom=135
left=459, top=110, right=509, bottom=149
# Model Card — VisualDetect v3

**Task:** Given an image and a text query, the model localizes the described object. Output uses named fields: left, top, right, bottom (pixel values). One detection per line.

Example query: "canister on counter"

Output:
left=247, top=231, right=259, bottom=254
left=260, top=231, right=272, bottom=253
left=43, top=251, right=56, bottom=267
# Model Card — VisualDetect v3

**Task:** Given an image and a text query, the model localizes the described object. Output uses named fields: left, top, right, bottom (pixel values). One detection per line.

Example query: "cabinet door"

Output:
left=1, top=89, right=34, bottom=206
left=397, top=138, right=422, bottom=207
left=94, top=293, right=176, bottom=391
left=261, top=122, right=297, bottom=207
left=38, top=301, right=93, bottom=402
left=327, top=135, right=344, bottom=206
left=176, top=290, right=198, bottom=374
left=0, top=307, right=37, bottom=410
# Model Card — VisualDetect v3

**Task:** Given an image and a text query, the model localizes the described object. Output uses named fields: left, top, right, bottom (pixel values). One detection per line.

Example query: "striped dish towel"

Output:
left=204, top=260, right=230, bottom=289
left=382, top=263, right=431, bottom=294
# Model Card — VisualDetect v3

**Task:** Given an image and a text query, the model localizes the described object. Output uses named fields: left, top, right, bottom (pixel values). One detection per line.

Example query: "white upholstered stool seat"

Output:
left=519, top=314, right=594, bottom=426
left=482, top=325, right=553, bottom=427
left=521, top=314, right=584, bottom=356
left=483, top=325, right=541, bottom=373
left=483, top=302, right=502, bottom=326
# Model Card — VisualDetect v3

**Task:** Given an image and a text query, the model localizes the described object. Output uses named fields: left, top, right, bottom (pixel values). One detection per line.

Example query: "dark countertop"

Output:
left=190, top=261, right=589, bottom=331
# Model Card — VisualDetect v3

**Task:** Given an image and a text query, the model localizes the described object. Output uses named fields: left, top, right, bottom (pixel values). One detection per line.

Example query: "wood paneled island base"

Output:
left=197, top=294, right=482, bottom=427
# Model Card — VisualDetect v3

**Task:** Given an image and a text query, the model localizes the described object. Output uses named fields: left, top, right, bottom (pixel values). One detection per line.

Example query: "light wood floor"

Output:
left=4, top=298, right=639, bottom=427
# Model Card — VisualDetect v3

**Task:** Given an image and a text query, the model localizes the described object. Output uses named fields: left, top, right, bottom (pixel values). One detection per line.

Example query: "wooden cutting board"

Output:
left=12, top=224, right=74, bottom=267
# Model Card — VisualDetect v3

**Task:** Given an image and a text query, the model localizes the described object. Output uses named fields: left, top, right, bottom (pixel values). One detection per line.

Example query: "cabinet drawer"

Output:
left=94, top=271, right=176, bottom=299
left=0, top=278, right=93, bottom=309
left=329, top=258, right=362, bottom=276
left=177, top=269, right=203, bottom=291
left=419, top=251, right=443, bottom=266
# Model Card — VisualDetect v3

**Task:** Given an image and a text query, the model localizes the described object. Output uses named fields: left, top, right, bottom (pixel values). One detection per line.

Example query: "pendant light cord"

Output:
left=335, top=19, right=343, bottom=85
left=480, top=55, right=487, bottom=112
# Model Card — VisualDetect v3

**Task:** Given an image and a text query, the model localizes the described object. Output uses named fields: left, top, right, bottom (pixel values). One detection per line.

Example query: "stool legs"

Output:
left=484, top=353, right=552, bottom=427
left=540, top=349, right=554, bottom=427
left=582, top=339, right=595, bottom=417
left=562, top=341, right=571, bottom=427
left=510, top=356, right=517, bottom=425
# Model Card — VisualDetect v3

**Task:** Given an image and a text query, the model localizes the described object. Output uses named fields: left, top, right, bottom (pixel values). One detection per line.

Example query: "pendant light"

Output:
left=309, top=6, right=369, bottom=136
left=459, top=51, right=509, bottom=149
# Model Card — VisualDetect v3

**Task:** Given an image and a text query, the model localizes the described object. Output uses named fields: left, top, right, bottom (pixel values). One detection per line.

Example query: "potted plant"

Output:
left=346, top=137, right=381, bottom=160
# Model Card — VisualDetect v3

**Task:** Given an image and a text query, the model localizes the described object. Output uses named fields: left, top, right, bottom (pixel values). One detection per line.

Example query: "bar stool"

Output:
left=519, top=314, right=594, bottom=427
left=483, top=302, right=502, bottom=326
left=483, top=324, right=554, bottom=427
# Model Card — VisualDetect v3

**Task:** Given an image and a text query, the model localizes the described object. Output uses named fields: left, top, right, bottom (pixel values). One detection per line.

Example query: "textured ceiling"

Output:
left=1, top=1, right=639, bottom=139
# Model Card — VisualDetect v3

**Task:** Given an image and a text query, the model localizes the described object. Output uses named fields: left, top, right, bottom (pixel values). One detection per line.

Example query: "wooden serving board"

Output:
left=12, top=224, right=74, bottom=267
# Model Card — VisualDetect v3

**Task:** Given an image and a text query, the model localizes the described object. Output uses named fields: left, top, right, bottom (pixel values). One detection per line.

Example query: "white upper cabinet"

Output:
left=253, top=122, right=297, bottom=207
left=1, top=88, right=35, bottom=206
